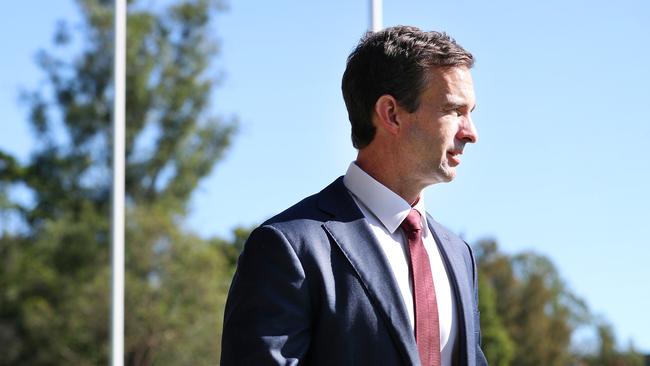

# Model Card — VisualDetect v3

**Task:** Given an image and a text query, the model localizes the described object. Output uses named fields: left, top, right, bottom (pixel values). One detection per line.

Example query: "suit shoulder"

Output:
left=257, top=178, right=348, bottom=240
left=260, top=177, right=346, bottom=228
left=261, top=192, right=327, bottom=228
left=244, top=184, right=340, bottom=260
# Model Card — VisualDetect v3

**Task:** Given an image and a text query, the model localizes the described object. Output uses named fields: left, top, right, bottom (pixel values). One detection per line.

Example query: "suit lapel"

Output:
left=427, top=215, right=475, bottom=365
left=318, top=178, right=420, bottom=366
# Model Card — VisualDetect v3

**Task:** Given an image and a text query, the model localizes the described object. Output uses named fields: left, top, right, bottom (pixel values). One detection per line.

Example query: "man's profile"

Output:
left=221, top=25, right=488, bottom=366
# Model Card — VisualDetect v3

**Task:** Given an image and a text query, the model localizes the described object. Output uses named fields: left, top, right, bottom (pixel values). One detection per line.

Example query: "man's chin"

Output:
left=439, top=163, right=456, bottom=179
left=440, top=169, right=456, bottom=183
left=427, top=169, right=455, bottom=185
left=440, top=174, right=455, bottom=183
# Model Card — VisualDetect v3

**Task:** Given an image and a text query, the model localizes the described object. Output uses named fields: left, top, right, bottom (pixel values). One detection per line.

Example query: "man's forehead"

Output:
left=425, top=66, right=471, bottom=88
left=424, top=67, right=475, bottom=104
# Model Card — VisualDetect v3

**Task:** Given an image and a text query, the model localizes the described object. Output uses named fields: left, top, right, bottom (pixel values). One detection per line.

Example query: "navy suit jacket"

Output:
left=221, top=177, right=488, bottom=365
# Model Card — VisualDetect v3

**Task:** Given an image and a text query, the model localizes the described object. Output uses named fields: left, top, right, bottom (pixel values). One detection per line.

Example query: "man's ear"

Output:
left=374, top=94, right=401, bottom=136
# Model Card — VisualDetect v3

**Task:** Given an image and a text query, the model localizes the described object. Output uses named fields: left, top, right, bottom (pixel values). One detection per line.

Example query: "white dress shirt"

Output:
left=343, top=162, right=458, bottom=366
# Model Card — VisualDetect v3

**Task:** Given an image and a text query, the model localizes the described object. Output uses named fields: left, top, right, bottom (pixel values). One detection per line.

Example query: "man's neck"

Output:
left=354, top=155, right=423, bottom=205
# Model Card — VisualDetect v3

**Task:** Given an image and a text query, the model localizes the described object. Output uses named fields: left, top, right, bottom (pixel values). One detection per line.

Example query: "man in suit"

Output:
left=221, top=26, right=488, bottom=366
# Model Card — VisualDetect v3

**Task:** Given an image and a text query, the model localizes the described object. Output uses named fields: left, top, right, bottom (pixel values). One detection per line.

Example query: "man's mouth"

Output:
left=447, top=150, right=462, bottom=165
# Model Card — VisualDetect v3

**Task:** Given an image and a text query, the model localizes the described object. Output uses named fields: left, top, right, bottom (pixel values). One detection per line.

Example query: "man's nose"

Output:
left=457, top=115, right=478, bottom=144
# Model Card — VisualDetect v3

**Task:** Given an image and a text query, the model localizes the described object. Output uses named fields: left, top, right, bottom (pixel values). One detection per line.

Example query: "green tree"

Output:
left=475, top=240, right=590, bottom=366
left=0, top=0, right=238, bottom=364
left=477, top=273, right=515, bottom=366
left=577, top=321, right=645, bottom=366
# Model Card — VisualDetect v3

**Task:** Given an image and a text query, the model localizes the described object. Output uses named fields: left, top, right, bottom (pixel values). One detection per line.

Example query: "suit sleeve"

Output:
left=466, top=242, right=489, bottom=366
left=221, top=225, right=311, bottom=366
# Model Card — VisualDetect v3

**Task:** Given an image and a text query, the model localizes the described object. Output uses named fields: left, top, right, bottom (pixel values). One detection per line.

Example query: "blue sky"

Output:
left=2, top=0, right=649, bottom=353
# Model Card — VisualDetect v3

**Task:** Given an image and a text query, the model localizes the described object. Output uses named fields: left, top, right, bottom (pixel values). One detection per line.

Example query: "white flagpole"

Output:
left=111, top=0, right=126, bottom=365
left=370, top=0, right=383, bottom=32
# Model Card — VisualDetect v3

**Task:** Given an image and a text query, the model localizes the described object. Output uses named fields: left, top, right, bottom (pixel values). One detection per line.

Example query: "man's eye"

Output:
left=443, top=107, right=463, bottom=116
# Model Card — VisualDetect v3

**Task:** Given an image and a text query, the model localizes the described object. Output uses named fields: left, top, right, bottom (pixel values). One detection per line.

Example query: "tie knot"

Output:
left=400, top=209, right=422, bottom=236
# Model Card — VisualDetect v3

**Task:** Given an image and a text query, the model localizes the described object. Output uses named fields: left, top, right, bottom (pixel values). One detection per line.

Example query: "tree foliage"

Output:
left=475, top=240, right=647, bottom=366
left=0, top=0, right=239, bottom=364
left=575, top=321, right=646, bottom=366
left=475, top=240, right=589, bottom=366
left=477, top=273, right=515, bottom=366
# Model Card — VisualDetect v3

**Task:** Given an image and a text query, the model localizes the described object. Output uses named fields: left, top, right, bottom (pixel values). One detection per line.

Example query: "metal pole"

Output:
left=111, top=0, right=126, bottom=365
left=370, top=0, right=383, bottom=32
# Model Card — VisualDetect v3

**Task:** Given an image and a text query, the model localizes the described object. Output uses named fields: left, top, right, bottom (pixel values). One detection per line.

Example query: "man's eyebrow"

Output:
left=443, top=102, right=477, bottom=112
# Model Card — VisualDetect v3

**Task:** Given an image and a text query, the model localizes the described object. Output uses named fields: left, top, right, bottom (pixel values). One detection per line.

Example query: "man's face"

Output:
left=398, top=66, right=478, bottom=185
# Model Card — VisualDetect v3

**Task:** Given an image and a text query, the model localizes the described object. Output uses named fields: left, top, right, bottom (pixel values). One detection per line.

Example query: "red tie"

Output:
left=400, top=209, right=441, bottom=366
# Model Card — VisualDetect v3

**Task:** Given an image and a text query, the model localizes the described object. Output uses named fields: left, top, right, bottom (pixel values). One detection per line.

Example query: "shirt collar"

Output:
left=343, top=162, right=429, bottom=236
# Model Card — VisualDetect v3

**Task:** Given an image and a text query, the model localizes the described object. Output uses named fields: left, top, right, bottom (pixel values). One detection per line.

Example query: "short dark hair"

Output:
left=341, top=26, right=474, bottom=149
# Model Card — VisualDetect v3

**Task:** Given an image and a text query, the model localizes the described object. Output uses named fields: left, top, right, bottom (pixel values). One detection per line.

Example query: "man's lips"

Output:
left=447, top=150, right=462, bottom=165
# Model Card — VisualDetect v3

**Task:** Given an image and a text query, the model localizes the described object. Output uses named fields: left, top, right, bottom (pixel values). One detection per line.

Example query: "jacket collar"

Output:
left=319, top=177, right=420, bottom=365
